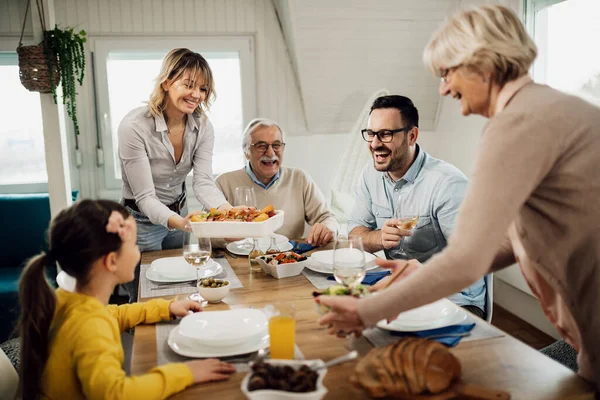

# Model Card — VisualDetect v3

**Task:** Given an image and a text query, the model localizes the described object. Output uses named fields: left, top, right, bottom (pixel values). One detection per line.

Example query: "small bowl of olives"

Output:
left=197, top=277, right=231, bottom=303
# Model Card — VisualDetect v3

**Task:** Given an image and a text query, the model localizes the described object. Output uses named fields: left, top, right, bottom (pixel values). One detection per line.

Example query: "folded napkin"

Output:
left=288, top=240, right=317, bottom=254
left=326, top=270, right=391, bottom=286
left=390, top=323, right=476, bottom=347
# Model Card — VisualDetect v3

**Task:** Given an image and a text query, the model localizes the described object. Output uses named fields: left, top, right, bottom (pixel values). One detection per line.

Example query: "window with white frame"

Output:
left=0, top=52, right=47, bottom=190
left=527, top=0, right=600, bottom=104
left=93, top=38, right=255, bottom=192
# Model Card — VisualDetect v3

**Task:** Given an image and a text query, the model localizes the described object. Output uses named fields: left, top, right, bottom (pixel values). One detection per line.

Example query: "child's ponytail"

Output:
left=18, top=252, right=57, bottom=400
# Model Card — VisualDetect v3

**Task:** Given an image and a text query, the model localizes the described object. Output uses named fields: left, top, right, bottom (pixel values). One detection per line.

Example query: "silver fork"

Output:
left=421, top=332, right=471, bottom=339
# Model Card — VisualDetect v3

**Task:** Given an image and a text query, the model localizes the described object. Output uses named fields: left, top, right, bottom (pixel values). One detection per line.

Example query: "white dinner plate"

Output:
left=226, top=234, right=293, bottom=256
left=304, top=250, right=378, bottom=274
left=376, top=299, right=468, bottom=332
left=145, top=257, right=222, bottom=283
left=304, top=259, right=379, bottom=274
left=168, top=327, right=270, bottom=358
left=178, top=309, right=268, bottom=347
left=56, top=271, right=76, bottom=292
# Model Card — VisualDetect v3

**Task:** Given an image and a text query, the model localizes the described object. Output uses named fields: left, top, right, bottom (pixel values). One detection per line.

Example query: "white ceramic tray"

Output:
left=255, top=254, right=309, bottom=279
left=190, top=210, right=284, bottom=238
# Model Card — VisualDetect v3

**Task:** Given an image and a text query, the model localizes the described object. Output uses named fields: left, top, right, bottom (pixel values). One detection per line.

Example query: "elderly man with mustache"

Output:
left=348, top=95, right=486, bottom=318
left=215, top=118, right=339, bottom=246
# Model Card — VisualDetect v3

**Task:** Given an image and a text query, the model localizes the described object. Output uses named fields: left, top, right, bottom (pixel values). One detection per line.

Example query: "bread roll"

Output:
left=352, top=338, right=461, bottom=398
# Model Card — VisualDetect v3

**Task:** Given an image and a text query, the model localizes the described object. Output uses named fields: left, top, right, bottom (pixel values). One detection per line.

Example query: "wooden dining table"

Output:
left=131, top=247, right=596, bottom=399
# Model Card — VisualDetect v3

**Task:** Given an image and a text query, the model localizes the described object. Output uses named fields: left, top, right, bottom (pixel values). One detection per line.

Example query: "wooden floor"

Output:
left=490, top=303, right=556, bottom=350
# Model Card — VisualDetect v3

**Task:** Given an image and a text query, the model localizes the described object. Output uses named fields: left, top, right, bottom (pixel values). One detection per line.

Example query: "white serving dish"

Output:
left=178, top=309, right=268, bottom=347
left=168, top=327, right=269, bottom=358
left=255, top=253, right=309, bottom=279
left=227, top=234, right=293, bottom=256
left=197, top=281, right=231, bottom=303
left=241, top=359, right=328, bottom=400
left=56, top=271, right=76, bottom=292
left=376, top=299, right=468, bottom=332
left=190, top=210, right=285, bottom=238
left=145, top=257, right=222, bottom=283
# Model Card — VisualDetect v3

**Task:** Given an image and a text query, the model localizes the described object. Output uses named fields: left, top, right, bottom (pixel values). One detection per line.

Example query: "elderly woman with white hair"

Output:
left=215, top=118, right=339, bottom=245
left=318, top=4, right=600, bottom=388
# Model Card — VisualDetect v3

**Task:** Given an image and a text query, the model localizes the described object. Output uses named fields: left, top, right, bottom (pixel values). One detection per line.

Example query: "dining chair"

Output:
left=0, top=347, right=18, bottom=399
left=484, top=273, right=494, bottom=323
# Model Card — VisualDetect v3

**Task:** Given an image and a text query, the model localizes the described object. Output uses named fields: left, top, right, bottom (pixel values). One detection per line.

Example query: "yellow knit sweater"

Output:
left=40, top=289, right=193, bottom=399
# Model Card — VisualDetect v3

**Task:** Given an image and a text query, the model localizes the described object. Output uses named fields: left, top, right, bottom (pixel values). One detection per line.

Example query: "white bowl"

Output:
left=241, top=359, right=328, bottom=400
left=189, top=210, right=285, bottom=238
left=178, top=309, right=267, bottom=347
left=197, top=281, right=231, bottom=303
left=255, top=253, right=309, bottom=279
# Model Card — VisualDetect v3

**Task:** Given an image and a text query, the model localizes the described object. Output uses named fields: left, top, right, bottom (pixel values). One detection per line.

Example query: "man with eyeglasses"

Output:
left=348, top=95, right=486, bottom=318
left=215, top=118, right=339, bottom=245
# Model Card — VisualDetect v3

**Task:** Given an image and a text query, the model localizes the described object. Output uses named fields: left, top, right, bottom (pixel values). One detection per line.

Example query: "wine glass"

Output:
left=392, top=193, right=419, bottom=258
left=234, top=186, right=257, bottom=250
left=183, top=231, right=212, bottom=302
left=332, top=235, right=366, bottom=288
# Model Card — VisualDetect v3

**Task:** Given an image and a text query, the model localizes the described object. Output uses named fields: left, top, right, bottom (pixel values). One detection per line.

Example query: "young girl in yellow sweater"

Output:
left=18, top=199, right=235, bottom=399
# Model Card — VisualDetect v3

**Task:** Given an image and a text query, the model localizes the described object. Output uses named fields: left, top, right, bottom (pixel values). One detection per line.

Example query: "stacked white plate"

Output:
left=226, top=234, right=293, bottom=256
left=145, top=256, right=223, bottom=283
left=304, top=249, right=379, bottom=274
left=168, top=309, right=270, bottom=358
left=376, top=298, right=468, bottom=332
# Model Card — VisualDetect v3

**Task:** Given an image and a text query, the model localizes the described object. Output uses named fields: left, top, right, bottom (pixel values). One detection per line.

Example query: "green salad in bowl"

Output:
left=312, top=284, right=370, bottom=315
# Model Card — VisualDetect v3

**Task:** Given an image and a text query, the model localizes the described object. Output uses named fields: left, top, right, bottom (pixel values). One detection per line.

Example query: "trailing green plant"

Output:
left=43, top=26, right=86, bottom=136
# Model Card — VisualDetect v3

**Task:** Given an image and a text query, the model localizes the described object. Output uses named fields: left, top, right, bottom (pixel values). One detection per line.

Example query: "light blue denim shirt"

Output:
left=245, top=163, right=280, bottom=190
left=348, top=145, right=486, bottom=309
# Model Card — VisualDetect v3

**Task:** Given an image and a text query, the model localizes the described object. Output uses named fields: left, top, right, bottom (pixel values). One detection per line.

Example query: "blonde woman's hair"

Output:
left=148, top=48, right=216, bottom=118
left=423, top=4, right=537, bottom=86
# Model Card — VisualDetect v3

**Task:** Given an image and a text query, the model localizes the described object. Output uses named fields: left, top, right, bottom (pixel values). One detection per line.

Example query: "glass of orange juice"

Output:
left=268, top=303, right=296, bottom=360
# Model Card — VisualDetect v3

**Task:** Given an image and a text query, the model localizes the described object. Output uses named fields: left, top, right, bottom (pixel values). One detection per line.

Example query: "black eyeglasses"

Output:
left=250, top=142, right=286, bottom=153
left=361, top=127, right=412, bottom=143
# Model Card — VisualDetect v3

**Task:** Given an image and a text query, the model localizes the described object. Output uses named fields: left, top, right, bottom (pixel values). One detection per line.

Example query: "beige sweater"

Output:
left=358, top=82, right=600, bottom=389
left=215, top=167, right=339, bottom=239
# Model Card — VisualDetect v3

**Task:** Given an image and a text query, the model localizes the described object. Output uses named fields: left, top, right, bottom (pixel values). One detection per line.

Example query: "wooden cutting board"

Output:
left=406, top=382, right=510, bottom=400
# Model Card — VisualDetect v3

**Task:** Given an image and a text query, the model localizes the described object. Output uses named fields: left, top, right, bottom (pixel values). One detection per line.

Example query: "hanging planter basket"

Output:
left=16, top=0, right=87, bottom=136
left=17, top=42, right=60, bottom=93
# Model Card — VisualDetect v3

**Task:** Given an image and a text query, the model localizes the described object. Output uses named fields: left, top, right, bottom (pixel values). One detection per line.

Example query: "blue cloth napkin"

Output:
left=389, top=323, right=476, bottom=347
left=326, top=270, right=391, bottom=285
left=288, top=240, right=316, bottom=254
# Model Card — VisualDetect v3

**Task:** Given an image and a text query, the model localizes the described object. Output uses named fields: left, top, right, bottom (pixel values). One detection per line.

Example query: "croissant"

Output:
left=350, top=338, right=461, bottom=398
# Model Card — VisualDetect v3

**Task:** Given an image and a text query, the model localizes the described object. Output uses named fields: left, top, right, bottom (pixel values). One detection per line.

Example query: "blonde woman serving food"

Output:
left=118, top=48, right=232, bottom=301
left=318, top=4, right=600, bottom=390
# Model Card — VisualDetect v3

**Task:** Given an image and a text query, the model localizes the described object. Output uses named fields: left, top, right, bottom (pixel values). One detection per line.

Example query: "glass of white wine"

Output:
left=393, top=193, right=419, bottom=258
left=234, top=186, right=257, bottom=251
left=183, top=231, right=212, bottom=302
left=333, top=235, right=366, bottom=288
